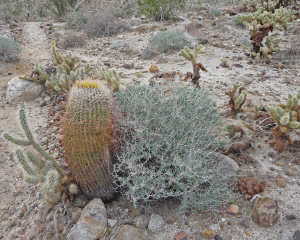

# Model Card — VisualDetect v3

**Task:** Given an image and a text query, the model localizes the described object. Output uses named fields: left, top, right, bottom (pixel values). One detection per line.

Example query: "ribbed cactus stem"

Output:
left=62, top=80, right=115, bottom=200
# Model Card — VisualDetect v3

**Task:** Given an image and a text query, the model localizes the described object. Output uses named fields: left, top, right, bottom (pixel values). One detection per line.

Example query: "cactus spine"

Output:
left=101, top=67, right=120, bottom=92
left=62, top=80, right=115, bottom=200
left=21, top=41, right=92, bottom=94
left=226, top=82, right=247, bottom=113
left=178, top=43, right=208, bottom=87
left=3, top=104, right=69, bottom=204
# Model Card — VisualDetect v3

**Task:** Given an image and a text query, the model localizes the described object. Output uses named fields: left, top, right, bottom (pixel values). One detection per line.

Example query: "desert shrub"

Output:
left=85, top=14, right=127, bottom=37
left=210, top=8, right=222, bottom=17
left=43, top=0, right=86, bottom=19
left=65, top=11, right=89, bottom=29
left=110, top=4, right=136, bottom=18
left=137, top=0, right=185, bottom=21
left=114, top=84, right=230, bottom=213
left=61, top=34, right=86, bottom=49
left=0, top=36, right=21, bottom=62
left=0, top=0, right=24, bottom=22
left=149, top=30, right=190, bottom=53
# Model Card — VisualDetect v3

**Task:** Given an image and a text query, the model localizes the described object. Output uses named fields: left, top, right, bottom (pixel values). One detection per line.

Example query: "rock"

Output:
left=174, top=231, right=187, bottom=240
left=286, top=214, right=297, bottom=220
left=276, top=176, right=287, bottom=187
left=44, top=96, right=51, bottom=102
left=102, top=57, right=110, bottom=62
left=108, top=219, right=118, bottom=227
left=228, top=204, right=239, bottom=215
left=291, top=26, right=300, bottom=35
left=201, top=229, right=216, bottom=239
left=116, top=225, right=142, bottom=240
left=141, top=48, right=158, bottom=59
left=67, top=198, right=107, bottom=240
left=235, top=36, right=252, bottom=47
left=149, top=65, right=159, bottom=73
left=156, top=56, right=168, bottom=64
left=148, top=214, right=164, bottom=232
left=184, top=22, right=208, bottom=44
left=285, top=165, right=299, bottom=177
left=110, top=40, right=127, bottom=49
left=217, top=154, right=239, bottom=176
left=293, top=230, right=300, bottom=240
left=220, top=61, right=230, bottom=68
left=73, top=195, right=90, bottom=208
left=251, top=195, right=280, bottom=227
left=232, top=5, right=244, bottom=15
left=131, top=18, right=143, bottom=26
left=132, top=214, right=150, bottom=229
left=6, top=76, right=44, bottom=105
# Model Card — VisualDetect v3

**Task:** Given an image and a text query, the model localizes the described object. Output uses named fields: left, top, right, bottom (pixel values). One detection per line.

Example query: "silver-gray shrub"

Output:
left=114, top=84, right=230, bottom=213
left=0, top=36, right=21, bottom=62
left=149, top=30, right=190, bottom=53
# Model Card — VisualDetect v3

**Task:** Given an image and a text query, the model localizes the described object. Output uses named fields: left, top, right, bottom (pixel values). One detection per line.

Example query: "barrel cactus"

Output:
left=62, top=80, right=115, bottom=200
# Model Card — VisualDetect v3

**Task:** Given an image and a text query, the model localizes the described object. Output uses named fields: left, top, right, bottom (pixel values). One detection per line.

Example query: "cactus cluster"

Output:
left=267, top=90, right=300, bottom=151
left=21, top=41, right=92, bottom=94
left=238, top=0, right=295, bottom=60
left=226, top=82, right=247, bottom=113
left=62, top=80, right=116, bottom=200
left=178, top=43, right=207, bottom=87
left=3, top=104, right=69, bottom=204
left=101, top=67, right=120, bottom=92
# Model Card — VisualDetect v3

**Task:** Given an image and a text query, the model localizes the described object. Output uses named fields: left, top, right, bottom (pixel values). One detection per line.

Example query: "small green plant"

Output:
left=226, top=82, right=247, bottom=114
left=2, top=104, right=73, bottom=205
left=114, top=83, right=230, bottom=213
left=137, top=0, right=185, bottom=21
left=0, top=36, right=21, bottom=62
left=149, top=30, right=190, bottom=53
left=210, top=8, right=222, bottom=17
left=21, top=41, right=92, bottom=94
left=226, top=125, right=234, bottom=132
left=65, top=11, right=89, bottom=29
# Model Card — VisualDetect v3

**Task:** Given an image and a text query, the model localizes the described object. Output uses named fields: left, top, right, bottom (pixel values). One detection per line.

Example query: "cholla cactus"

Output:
left=178, top=44, right=207, bottom=87
left=21, top=41, right=92, bottom=94
left=2, top=104, right=72, bottom=205
left=62, top=80, right=116, bottom=200
left=238, top=0, right=295, bottom=60
left=226, top=82, right=247, bottom=113
left=267, top=90, right=300, bottom=151
left=101, top=67, right=120, bottom=92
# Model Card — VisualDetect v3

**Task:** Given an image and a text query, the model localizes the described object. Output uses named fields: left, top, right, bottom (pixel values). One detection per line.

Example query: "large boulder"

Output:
left=67, top=198, right=107, bottom=240
left=184, top=22, right=208, bottom=44
left=6, top=76, right=44, bottom=105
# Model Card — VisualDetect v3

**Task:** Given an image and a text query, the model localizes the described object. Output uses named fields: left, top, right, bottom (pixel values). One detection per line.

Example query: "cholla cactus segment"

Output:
left=114, top=83, right=230, bottom=213
left=2, top=104, right=70, bottom=205
left=178, top=43, right=202, bottom=66
left=62, top=81, right=116, bottom=200
left=20, top=41, right=92, bottom=94
left=238, top=1, right=295, bottom=60
left=101, top=67, right=120, bottom=92
left=69, top=183, right=79, bottom=195
left=226, top=82, right=247, bottom=112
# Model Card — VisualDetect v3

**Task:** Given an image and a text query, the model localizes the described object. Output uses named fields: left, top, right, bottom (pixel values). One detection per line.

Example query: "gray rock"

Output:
left=148, top=214, right=164, bottom=232
left=108, top=219, right=118, bottom=227
left=131, top=18, right=143, bottom=27
left=6, top=76, right=44, bottom=105
left=293, top=230, right=300, bottom=240
left=184, top=22, right=208, bottom=44
left=156, top=56, right=168, bottom=64
left=217, top=154, right=239, bottom=176
left=67, top=198, right=107, bottom=240
left=116, top=225, right=142, bottom=240
left=110, top=40, right=127, bottom=49
left=132, top=214, right=150, bottom=230
left=235, top=36, right=252, bottom=47
left=141, top=48, right=158, bottom=59
left=102, top=57, right=110, bottom=62
left=44, top=96, right=51, bottom=102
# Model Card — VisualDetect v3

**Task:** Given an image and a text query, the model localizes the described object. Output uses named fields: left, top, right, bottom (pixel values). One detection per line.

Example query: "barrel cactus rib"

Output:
left=63, top=80, right=115, bottom=200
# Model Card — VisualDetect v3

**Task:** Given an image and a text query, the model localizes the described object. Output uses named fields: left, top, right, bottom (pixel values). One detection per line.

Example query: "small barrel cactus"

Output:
left=62, top=80, right=115, bottom=200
